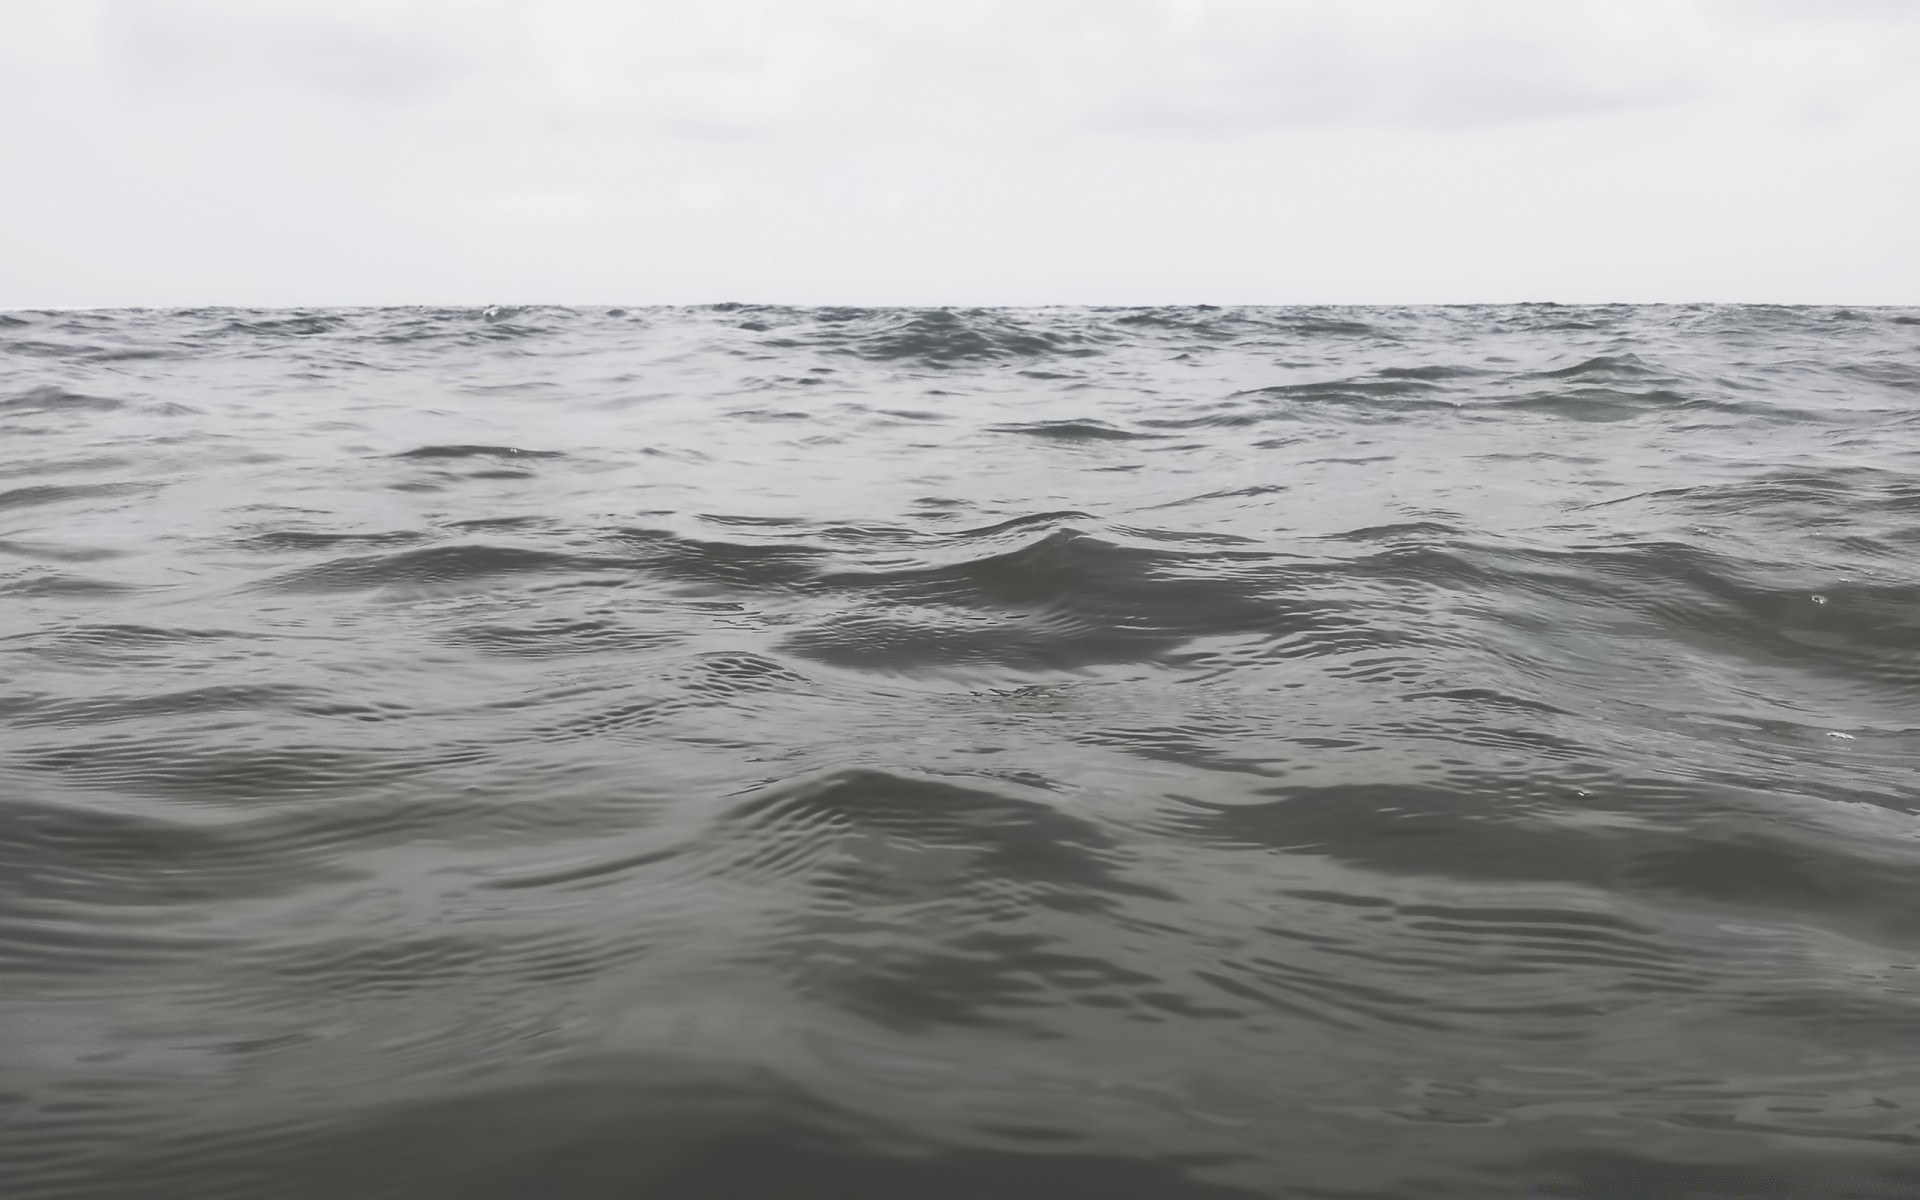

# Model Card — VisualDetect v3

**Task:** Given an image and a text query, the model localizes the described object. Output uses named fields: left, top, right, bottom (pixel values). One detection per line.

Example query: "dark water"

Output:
left=4, top=305, right=1920, bottom=1199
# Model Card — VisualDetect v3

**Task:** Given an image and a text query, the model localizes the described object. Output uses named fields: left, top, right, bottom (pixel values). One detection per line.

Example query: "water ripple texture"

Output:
left=3, top=305, right=1920, bottom=1200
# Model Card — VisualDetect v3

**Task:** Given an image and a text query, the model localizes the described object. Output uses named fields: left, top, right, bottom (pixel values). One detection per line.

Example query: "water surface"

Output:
left=4, top=305, right=1919, bottom=1198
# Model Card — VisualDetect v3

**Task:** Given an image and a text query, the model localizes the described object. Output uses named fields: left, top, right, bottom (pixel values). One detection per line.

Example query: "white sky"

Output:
left=3, top=0, right=1917, bottom=307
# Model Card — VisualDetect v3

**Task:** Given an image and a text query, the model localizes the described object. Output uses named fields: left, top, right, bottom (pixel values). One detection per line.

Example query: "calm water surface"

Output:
left=4, top=305, right=1920, bottom=1198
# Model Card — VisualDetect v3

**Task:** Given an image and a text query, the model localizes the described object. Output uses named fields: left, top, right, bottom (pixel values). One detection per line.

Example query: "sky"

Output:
left=2, top=0, right=1917, bottom=307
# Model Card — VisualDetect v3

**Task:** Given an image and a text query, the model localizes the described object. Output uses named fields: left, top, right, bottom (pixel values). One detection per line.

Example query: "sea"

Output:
left=3, top=304, right=1918, bottom=1199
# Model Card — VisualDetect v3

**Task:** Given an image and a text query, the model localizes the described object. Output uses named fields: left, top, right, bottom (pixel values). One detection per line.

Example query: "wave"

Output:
left=218, top=314, right=346, bottom=338
left=784, top=525, right=1302, bottom=672
left=815, top=308, right=1110, bottom=367
left=0, top=385, right=125, bottom=414
left=989, top=420, right=1162, bottom=442
left=0, top=481, right=155, bottom=512
left=391, top=444, right=566, bottom=461
left=265, top=543, right=619, bottom=592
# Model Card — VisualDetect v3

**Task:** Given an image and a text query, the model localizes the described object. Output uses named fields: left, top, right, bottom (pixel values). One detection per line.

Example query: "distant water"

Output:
left=4, top=305, right=1919, bottom=1200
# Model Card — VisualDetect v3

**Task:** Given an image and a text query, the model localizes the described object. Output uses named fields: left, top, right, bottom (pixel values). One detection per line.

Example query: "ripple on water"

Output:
left=5, top=304, right=1920, bottom=1200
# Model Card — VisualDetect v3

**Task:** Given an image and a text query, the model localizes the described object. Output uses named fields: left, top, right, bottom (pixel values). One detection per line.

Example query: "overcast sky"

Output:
left=3, top=0, right=1917, bottom=307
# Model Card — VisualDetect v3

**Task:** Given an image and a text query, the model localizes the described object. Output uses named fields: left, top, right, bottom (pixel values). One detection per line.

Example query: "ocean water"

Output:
left=3, top=304, right=1919, bottom=1199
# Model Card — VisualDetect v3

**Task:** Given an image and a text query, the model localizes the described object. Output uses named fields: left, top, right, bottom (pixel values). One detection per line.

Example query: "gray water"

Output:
left=4, top=305, right=1919, bottom=1199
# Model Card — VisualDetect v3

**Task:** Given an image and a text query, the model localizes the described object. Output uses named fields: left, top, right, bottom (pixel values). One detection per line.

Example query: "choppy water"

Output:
left=4, top=305, right=1920, bottom=1199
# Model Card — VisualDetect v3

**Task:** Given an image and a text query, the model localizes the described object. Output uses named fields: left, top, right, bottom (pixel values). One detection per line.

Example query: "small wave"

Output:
left=1378, top=363, right=1488, bottom=381
left=1139, top=485, right=1287, bottom=512
left=392, top=445, right=565, bottom=460
left=1493, top=387, right=1700, bottom=423
left=989, top=420, right=1161, bottom=442
left=442, top=616, right=680, bottom=659
left=1533, top=352, right=1667, bottom=381
left=219, top=314, right=345, bottom=337
left=1232, top=375, right=1459, bottom=422
left=1324, top=520, right=1461, bottom=543
left=17, top=735, right=447, bottom=804
left=480, top=764, right=1164, bottom=922
left=612, top=527, right=828, bottom=593
left=0, top=794, right=363, bottom=912
left=14, top=622, right=253, bottom=662
left=1106, top=304, right=1320, bottom=344
left=0, top=385, right=125, bottom=414
left=239, top=528, right=428, bottom=552
left=831, top=309, right=1106, bottom=366
left=8, top=684, right=305, bottom=728
left=1277, top=313, right=1384, bottom=337
left=0, top=338, right=93, bottom=359
left=1401, top=686, right=1574, bottom=718
left=1246, top=375, right=1443, bottom=401
left=0, top=481, right=154, bottom=512
left=784, top=526, right=1294, bottom=672
left=952, top=510, right=1098, bottom=538
left=266, top=542, right=614, bottom=592
left=0, top=537, right=123, bottom=564
left=1135, top=406, right=1264, bottom=431
left=0, top=570, right=136, bottom=596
